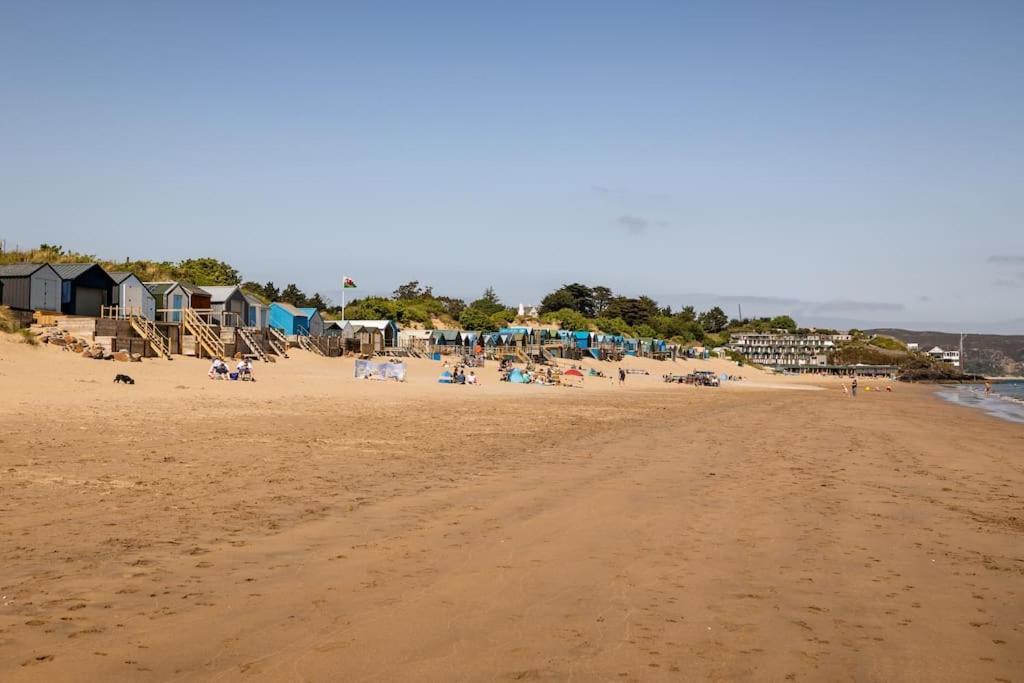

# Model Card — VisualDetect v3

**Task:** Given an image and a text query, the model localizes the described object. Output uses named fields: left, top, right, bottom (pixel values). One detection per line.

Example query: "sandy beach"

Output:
left=1, top=337, right=1022, bottom=681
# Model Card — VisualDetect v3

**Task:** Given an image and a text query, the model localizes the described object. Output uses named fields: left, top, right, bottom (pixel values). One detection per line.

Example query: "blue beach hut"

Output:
left=269, top=302, right=309, bottom=335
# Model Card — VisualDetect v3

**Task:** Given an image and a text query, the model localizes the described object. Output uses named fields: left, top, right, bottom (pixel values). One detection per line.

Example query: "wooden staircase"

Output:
left=237, top=327, right=270, bottom=362
left=129, top=312, right=172, bottom=359
left=182, top=307, right=225, bottom=358
left=267, top=327, right=289, bottom=358
left=296, top=334, right=324, bottom=356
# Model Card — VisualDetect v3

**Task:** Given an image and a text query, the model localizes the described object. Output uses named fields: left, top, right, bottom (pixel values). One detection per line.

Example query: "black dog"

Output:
left=113, top=374, right=135, bottom=385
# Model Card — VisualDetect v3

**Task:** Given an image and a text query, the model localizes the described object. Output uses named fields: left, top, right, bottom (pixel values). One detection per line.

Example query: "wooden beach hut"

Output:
left=340, top=320, right=399, bottom=346
left=108, top=271, right=156, bottom=320
left=322, top=319, right=345, bottom=336
left=204, top=285, right=249, bottom=327
left=146, top=282, right=212, bottom=322
left=242, top=292, right=269, bottom=329
left=299, top=308, right=324, bottom=336
left=50, top=263, right=115, bottom=317
left=430, top=330, right=463, bottom=347
left=0, top=263, right=62, bottom=312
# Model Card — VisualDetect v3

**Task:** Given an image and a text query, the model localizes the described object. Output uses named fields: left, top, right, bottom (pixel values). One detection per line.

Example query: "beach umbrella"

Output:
left=564, top=368, right=584, bottom=377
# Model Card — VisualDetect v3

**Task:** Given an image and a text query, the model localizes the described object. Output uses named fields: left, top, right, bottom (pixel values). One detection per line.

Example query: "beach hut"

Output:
left=299, top=308, right=324, bottom=336
left=338, top=320, right=398, bottom=346
left=242, top=292, right=269, bottom=329
left=146, top=281, right=212, bottom=322
left=268, top=302, right=309, bottom=335
left=431, top=330, right=463, bottom=347
left=108, top=271, right=156, bottom=320
left=50, top=263, right=115, bottom=317
left=573, top=330, right=592, bottom=349
left=204, top=285, right=249, bottom=327
left=322, top=319, right=345, bottom=336
left=0, top=263, right=62, bottom=312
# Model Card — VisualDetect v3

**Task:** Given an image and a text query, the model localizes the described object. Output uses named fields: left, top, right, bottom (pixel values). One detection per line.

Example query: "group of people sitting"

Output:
left=208, top=357, right=255, bottom=382
left=498, top=359, right=559, bottom=385
left=440, top=361, right=479, bottom=385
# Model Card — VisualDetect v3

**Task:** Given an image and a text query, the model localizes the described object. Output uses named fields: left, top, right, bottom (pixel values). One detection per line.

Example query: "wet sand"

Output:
left=1, top=339, right=1022, bottom=680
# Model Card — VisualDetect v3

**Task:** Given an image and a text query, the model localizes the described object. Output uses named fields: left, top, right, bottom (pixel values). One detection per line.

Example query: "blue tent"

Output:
left=438, top=370, right=453, bottom=384
left=509, top=368, right=528, bottom=383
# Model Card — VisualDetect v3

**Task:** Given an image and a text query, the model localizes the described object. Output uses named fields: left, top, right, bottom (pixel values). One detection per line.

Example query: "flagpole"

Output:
left=341, top=276, right=346, bottom=322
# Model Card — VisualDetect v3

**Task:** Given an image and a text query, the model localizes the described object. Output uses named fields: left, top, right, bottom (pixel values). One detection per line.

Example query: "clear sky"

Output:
left=2, top=1, right=1022, bottom=332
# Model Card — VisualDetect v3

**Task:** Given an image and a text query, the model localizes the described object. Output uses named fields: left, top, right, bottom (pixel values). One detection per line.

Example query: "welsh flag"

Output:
left=343, top=277, right=357, bottom=289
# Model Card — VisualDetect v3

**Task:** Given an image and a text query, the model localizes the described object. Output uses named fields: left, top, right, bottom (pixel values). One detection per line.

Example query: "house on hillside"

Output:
left=268, top=302, right=309, bottom=335
left=926, top=346, right=961, bottom=368
left=204, top=285, right=249, bottom=327
left=242, top=292, right=269, bottom=329
left=0, top=263, right=62, bottom=312
left=146, top=281, right=212, bottom=322
left=50, top=263, right=116, bottom=317
left=299, top=307, right=324, bottom=336
left=108, top=271, right=156, bottom=320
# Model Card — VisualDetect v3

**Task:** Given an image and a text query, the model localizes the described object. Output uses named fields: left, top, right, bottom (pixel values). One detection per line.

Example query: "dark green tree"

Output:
left=769, top=315, right=797, bottom=332
left=176, top=258, right=241, bottom=286
left=279, top=283, right=307, bottom=307
left=591, top=286, right=613, bottom=316
left=697, top=306, right=729, bottom=333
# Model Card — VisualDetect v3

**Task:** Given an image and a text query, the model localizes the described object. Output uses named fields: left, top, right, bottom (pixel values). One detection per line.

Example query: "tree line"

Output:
left=6, top=246, right=808, bottom=345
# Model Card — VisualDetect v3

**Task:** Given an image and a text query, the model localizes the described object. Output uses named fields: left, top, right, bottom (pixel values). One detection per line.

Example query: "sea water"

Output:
left=937, top=381, right=1024, bottom=424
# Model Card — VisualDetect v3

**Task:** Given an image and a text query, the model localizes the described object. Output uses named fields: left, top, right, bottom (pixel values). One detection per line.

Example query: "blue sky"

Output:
left=2, top=1, right=1022, bottom=332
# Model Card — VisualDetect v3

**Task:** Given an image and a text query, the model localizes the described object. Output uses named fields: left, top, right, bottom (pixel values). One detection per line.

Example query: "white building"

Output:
left=728, top=331, right=852, bottom=367
left=926, top=346, right=961, bottom=368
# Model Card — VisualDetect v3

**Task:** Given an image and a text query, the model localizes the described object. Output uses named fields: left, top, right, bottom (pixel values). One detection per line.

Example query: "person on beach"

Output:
left=619, top=368, right=626, bottom=385
left=851, top=377, right=858, bottom=398
left=237, top=359, right=254, bottom=382
left=985, top=381, right=992, bottom=395
left=209, top=358, right=229, bottom=380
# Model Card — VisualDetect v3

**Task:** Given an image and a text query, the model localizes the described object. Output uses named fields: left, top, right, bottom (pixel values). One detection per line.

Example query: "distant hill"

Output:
left=867, top=329, right=1024, bottom=377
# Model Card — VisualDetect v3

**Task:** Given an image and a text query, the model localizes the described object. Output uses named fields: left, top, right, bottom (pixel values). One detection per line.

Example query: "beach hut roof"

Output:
left=106, top=271, right=139, bottom=285
left=202, top=285, right=242, bottom=303
left=0, top=263, right=52, bottom=277
left=242, top=291, right=267, bottom=307
left=342, top=319, right=393, bottom=330
left=50, top=263, right=104, bottom=280
left=299, top=307, right=320, bottom=318
left=271, top=301, right=306, bottom=317
left=433, top=329, right=461, bottom=341
left=145, top=281, right=210, bottom=297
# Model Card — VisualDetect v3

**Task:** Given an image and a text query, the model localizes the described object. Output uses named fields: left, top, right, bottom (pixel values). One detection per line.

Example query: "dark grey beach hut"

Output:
left=50, top=263, right=116, bottom=317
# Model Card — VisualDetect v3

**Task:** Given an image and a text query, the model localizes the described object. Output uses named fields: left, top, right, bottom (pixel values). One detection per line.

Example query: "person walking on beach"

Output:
left=618, top=367, right=626, bottom=386
left=851, top=377, right=858, bottom=398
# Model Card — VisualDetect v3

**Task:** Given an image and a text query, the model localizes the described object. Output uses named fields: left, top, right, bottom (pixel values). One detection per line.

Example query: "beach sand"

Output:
left=1, top=336, right=1021, bottom=680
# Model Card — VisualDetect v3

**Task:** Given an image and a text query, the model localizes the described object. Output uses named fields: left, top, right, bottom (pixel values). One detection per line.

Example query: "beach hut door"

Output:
left=172, top=294, right=183, bottom=322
